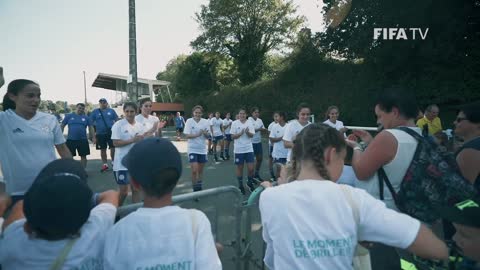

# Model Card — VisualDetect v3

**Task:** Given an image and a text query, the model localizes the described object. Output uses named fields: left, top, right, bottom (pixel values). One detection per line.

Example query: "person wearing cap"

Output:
left=439, top=198, right=480, bottom=268
left=61, top=103, right=95, bottom=169
left=103, top=137, right=222, bottom=270
left=90, top=98, right=118, bottom=172
left=0, top=159, right=119, bottom=269
left=111, top=102, right=145, bottom=205
left=1, top=79, right=72, bottom=205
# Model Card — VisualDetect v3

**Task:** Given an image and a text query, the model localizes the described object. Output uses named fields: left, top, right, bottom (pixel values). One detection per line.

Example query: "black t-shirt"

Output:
left=456, top=137, right=480, bottom=192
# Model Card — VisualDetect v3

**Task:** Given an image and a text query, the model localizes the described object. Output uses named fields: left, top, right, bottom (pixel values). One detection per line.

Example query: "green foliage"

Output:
left=192, top=0, right=304, bottom=85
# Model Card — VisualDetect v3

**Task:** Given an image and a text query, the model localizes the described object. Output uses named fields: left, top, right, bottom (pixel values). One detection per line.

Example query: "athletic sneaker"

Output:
left=220, top=155, right=226, bottom=161
left=100, top=164, right=109, bottom=173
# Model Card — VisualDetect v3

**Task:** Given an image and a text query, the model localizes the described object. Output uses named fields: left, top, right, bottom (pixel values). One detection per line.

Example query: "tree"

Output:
left=317, top=0, right=480, bottom=104
left=192, top=0, right=304, bottom=85
left=174, top=52, right=218, bottom=98
left=156, top=55, right=187, bottom=83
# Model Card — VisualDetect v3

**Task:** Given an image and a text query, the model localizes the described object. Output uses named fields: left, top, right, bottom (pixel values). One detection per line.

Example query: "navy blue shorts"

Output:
left=268, top=145, right=273, bottom=158
left=252, top=143, right=263, bottom=156
left=189, top=153, right=208, bottom=163
left=114, top=170, right=129, bottom=185
left=234, top=152, right=255, bottom=165
left=213, top=135, right=224, bottom=143
left=207, top=135, right=212, bottom=141
left=273, top=158, right=287, bottom=165
left=225, top=134, right=232, bottom=141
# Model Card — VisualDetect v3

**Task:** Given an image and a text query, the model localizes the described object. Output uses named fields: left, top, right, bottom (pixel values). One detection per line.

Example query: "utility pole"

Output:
left=83, top=71, right=87, bottom=104
left=128, top=0, right=139, bottom=101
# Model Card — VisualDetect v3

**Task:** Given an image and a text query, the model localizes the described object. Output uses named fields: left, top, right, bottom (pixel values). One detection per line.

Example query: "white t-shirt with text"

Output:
left=231, top=120, right=255, bottom=154
left=0, top=110, right=66, bottom=195
left=0, top=203, right=117, bottom=270
left=184, top=118, right=210, bottom=155
left=260, top=180, right=420, bottom=270
left=103, top=206, right=221, bottom=270
left=111, top=119, right=144, bottom=171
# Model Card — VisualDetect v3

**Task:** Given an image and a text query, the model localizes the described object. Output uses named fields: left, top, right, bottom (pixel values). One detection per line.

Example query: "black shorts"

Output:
left=96, top=134, right=114, bottom=150
left=66, top=139, right=90, bottom=157
left=176, top=127, right=184, bottom=133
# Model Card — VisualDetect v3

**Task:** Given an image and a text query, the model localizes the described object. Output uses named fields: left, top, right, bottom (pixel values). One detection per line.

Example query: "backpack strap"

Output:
left=395, top=126, right=423, bottom=141
left=378, top=168, right=398, bottom=206
left=50, top=237, right=79, bottom=270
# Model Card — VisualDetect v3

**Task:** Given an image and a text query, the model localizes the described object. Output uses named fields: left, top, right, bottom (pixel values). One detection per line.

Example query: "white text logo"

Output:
left=373, top=28, right=429, bottom=40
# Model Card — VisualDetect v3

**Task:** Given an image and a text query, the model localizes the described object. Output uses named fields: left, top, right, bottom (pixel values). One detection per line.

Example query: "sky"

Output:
left=0, top=0, right=324, bottom=105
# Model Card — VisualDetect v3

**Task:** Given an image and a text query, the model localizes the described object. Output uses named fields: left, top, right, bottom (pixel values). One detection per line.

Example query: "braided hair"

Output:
left=290, top=123, right=346, bottom=180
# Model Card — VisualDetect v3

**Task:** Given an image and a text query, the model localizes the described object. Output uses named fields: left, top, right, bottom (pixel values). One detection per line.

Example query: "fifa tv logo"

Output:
left=373, top=28, right=429, bottom=40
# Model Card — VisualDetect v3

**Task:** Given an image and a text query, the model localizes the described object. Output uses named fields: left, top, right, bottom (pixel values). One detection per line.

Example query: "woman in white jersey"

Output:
left=260, top=124, right=448, bottom=270
left=283, top=103, right=311, bottom=162
left=249, top=107, right=267, bottom=180
left=231, top=108, right=256, bottom=194
left=323, top=105, right=348, bottom=136
left=210, top=111, right=225, bottom=162
left=269, top=112, right=288, bottom=178
left=111, top=102, right=145, bottom=205
left=184, top=105, right=210, bottom=192
left=222, top=112, right=233, bottom=160
left=0, top=79, right=72, bottom=204
left=267, top=112, right=280, bottom=180
left=135, top=98, right=165, bottom=137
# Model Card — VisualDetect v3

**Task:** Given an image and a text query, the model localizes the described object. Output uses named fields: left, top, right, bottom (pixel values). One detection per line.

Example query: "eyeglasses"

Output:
left=455, top=117, right=467, bottom=123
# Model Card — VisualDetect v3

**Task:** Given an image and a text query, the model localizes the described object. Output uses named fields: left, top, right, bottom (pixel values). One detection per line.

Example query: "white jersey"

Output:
left=184, top=118, right=210, bottom=155
left=260, top=180, right=420, bottom=270
left=282, top=120, right=311, bottom=162
left=223, top=118, right=233, bottom=135
left=0, top=110, right=66, bottom=195
left=269, top=123, right=288, bottom=159
left=0, top=203, right=116, bottom=270
left=248, top=117, right=265, bottom=144
left=267, top=121, right=277, bottom=146
left=231, top=119, right=255, bottom=154
left=103, top=206, right=222, bottom=270
left=135, top=114, right=159, bottom=134
left=209, top=117, right=224, bottom=137
left=111, top=119, right=144, bottom=171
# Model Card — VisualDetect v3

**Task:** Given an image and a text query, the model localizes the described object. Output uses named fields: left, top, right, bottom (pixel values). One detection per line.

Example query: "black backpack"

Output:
left=378, top=127, right=478, bottom=223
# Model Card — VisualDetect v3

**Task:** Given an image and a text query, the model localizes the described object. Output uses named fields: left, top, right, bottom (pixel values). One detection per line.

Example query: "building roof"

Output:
left=92, top=73, right=170, bottom=91
left=151, top=103, right=184, bottom=112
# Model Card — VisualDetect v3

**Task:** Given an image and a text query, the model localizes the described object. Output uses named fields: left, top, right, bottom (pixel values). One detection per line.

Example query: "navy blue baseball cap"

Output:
left=24, top=159, right=92, bottom=239
left=122, top=138, right=182, bottom=186
left=99, top=98, right=107, bottom=103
